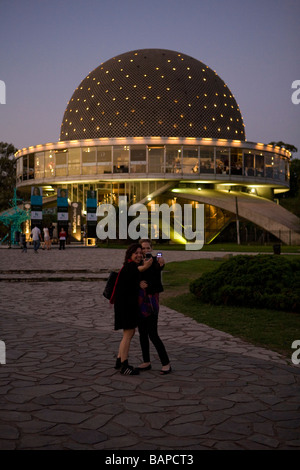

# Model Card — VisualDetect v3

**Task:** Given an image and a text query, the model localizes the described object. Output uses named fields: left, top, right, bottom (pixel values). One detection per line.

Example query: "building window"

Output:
left=68, top=148, right=81, bottom=176
left=200, top=146, right=214, bottom=173
left=82, top=147, right=96, bottom=163
left=113, top=146, right=129, bottom=173
left=273, top=154, right=280, bottom=180
left=44, top=151, right=55, bottom=178
left=23, top=155, right=28, bottom=180
left=130, top=146, right=146, bottom=162
left=284, top=158, right=289, bottom=182
left=34, top=152, right=44, bottom=179
left=148, top=146, right=164, bottom=173
left=16, top=157, right=23, bottom=183
left=265, top=154, right=274, bottom=178
left=130, top=146, right=146, bottom=173
left=182, top=146, right=199, bottom=174
left=55, top=149, right=68, bottom=176
left=255, top=154, right=264, bottom=177
left=279, top=157, right=286, bottom=182
left=29, top=154, right=35, bottom=180
left=166, top=146, right=182, bottom=173
left=82, top=147, right=96, bottom=175
left=216, top=147, right=229, bottom=174
left=97, top=146, right=112, bottom=174
left=244, top=152, right=254, bottom=176
left=55, top=150, right=67, bottom=165
left=230, top=149, right=242, bottom=175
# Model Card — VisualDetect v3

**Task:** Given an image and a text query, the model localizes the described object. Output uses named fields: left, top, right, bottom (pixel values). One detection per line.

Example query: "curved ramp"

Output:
left=166, top=188, right=300, bottom=245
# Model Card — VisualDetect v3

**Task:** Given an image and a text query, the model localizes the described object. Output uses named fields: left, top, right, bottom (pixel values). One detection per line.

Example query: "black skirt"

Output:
left=114, top=262, right=140, bottom=330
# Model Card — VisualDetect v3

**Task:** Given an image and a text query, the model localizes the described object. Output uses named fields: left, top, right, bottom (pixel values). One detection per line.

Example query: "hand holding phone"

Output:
left=156, top=252, right=165, bottom=266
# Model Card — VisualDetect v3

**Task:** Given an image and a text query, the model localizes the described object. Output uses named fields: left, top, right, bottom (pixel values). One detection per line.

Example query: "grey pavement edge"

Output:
left=0, top=247, right=299, bottom=450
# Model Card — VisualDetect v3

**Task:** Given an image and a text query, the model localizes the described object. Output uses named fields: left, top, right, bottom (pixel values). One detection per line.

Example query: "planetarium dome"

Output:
left=60, top=48, right=245, bottom=141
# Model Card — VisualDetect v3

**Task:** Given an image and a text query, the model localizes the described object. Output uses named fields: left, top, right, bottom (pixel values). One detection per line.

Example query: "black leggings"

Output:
left=138, top=314, right=169, bottom=366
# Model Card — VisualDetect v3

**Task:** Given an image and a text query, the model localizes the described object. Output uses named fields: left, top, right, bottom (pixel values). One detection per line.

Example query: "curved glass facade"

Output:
left=16, top=140, right=290, bottom=186
left=14, top=138, right=294, bottom=246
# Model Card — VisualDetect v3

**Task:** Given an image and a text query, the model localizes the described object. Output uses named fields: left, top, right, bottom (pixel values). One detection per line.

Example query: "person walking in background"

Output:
left=48, top=223, right=54, bottom=249
left=31, top=225, right=42, bottom=254
left=137, top=238, right=171, bottom=375
left=59, top=227, right=67, bottom=250
left=43, top=226, right=51, bottom=250
left=112, top=243, right=148, bottom=376
left=21, top=232, right=27, bottom=253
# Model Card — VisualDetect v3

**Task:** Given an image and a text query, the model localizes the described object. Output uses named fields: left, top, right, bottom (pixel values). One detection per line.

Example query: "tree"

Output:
left=289, top=158, right=300, bottom=197
left=278, top=157, right=300, bottom=218
left=0, top=142, right=18, bottom=211
left=268, top=141, right=298, bottom=156
left=268, top=142, right=300, bottom=218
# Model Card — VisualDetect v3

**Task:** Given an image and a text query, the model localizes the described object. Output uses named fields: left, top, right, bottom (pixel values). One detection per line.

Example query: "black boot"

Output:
left=114, top=357, right=121, bottom=369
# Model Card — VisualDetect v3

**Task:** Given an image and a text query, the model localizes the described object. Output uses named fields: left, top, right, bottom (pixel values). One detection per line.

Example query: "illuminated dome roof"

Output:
left=60, top=49, right=245, bottom=141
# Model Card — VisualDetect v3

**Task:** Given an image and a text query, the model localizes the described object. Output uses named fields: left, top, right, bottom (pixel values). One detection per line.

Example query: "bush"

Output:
left=190, top=255, right=300, bottom=312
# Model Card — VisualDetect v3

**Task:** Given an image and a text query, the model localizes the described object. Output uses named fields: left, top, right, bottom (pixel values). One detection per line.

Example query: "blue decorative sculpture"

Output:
left=0, top=188, right=30, bottom=245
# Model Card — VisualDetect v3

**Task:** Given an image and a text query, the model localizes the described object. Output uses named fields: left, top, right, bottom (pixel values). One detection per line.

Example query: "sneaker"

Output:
left=120, top=364, right=140, bottom=375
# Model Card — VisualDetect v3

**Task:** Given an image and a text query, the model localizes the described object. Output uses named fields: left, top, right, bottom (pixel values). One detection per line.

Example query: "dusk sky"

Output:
left=1, top=0, right=299, bottom=157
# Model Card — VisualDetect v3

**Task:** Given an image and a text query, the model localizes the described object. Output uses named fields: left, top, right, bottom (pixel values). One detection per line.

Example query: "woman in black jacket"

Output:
left=113, top=243, right=146, bottom=375
left=137, top=239, right=171, bottom=375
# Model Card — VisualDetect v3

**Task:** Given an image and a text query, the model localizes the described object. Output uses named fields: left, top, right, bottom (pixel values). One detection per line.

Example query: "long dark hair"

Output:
left=124, top=243, right=142, bottom=264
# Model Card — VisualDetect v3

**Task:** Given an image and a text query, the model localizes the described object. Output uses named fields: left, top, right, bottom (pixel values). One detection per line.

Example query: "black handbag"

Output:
left=103, top=271, right=118, bottom=299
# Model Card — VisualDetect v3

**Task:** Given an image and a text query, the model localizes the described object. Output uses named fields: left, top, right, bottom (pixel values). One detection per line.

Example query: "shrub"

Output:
left=190, top=255, right=300, bottom=312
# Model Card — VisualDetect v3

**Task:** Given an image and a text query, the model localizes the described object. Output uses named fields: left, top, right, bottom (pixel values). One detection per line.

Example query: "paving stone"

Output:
left=19, top=435, right=64, bottom=449
left=18, top=420, right=56, bottom=434
left=114, top=412, right=144, bottom=428
left=224, top=393, right=254, bottom=403
left=217, top=420, right=253, bottom=436
left=80, top=414, right=114, bottom=430
left=70, top=429, right=107, bottom=445
left=164, top=423, right=212, bottom=436
left=32, top=409, right=90, bottom=424
left=0, top=424, right=19, bottom=439
left=224, top=401, right=268, bottom=416
left=0, top=411, right=32, bottom=422
left=144, top=412, right=178, bottom=430
left=145, top=436, right=200, bottom=448
left=0, top=439, right=17, bottom=450
left=171, top=412, right=205, bottom=425
left=248, top=433, right=280, bottom=448
left=201, top=397, right=235, bottom=411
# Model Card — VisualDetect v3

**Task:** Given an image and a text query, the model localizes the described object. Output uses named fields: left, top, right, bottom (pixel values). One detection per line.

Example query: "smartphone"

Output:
left=156, top=252, right=162, bottom=258
left=145, top=252, right=152, bottom=259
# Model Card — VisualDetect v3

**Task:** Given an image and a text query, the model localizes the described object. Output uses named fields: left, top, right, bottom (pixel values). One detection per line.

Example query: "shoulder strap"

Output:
left=109, top=266, right=124, bottom=304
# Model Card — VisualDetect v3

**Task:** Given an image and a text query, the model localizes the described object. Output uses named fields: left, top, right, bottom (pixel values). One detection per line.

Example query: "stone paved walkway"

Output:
left=0, top=246, right=299, bottom=450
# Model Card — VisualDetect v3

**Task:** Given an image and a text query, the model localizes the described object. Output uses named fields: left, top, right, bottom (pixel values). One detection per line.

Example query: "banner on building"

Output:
left=71, top=202, right=82, bottom=241
left=57, top=188, right=69, bottom=237
left=31, top=187, right=43, bottom=228
left=86, top=190, right=97, bottom=238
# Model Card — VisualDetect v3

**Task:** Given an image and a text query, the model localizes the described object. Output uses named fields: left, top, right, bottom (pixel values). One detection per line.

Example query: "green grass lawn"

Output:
left=160, top=257, right=300, bottom=359
left=97, top=241, right=300, bottom=253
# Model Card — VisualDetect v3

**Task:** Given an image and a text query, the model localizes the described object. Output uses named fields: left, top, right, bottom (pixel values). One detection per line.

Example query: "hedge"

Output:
left=190, top=255, right=300, bottom=312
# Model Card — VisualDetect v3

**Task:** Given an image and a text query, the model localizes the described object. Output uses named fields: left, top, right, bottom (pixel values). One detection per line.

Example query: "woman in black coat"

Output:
left=113, top=243, right=146, bottom=375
